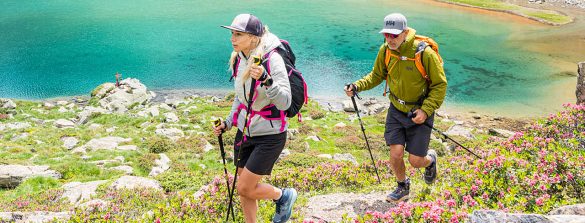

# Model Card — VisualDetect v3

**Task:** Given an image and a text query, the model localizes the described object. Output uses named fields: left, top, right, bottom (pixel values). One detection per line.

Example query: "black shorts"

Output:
left=233, top=130, right=287, bottom=175
left=384, top=103, right=434, bottom=157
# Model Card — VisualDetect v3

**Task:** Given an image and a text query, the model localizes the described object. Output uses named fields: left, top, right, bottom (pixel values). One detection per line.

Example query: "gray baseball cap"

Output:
left=221, top=14, right=265, bottom=37
left=379, top=13, right=407, bottom=35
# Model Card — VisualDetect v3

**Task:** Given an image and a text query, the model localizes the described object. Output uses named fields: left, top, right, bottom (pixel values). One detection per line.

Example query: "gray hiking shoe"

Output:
left=273, top=188, right=298, bottom=223
left=386, top=178, right=410, bottom=202
left=424, top=149, right=438, bottom=184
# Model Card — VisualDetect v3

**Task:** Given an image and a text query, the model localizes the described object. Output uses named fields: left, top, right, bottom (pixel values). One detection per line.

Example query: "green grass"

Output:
left=1, top=95, right=582, bottom=222
left=446, top=0, right=518, bottom=10
left=524, top=10, right=572, bottom=24
left=440, top=0, right=572, bottom=24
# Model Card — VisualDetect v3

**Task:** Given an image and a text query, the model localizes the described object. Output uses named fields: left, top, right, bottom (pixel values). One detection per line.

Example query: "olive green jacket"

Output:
left=354, top=28, right=447, bottom=116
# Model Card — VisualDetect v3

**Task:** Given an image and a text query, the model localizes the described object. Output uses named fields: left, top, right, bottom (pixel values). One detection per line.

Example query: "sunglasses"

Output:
left=383, top=33, right=402, bottom=39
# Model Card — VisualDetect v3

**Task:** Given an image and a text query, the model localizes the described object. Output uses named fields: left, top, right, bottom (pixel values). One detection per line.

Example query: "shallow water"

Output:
left=0, top=0, right=581, bottom=116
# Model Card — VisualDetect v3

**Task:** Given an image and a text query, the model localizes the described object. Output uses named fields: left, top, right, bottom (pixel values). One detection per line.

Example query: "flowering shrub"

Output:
left=1, top=100, right=582, bottom=223
left=354, top=104, right=585, bottom=222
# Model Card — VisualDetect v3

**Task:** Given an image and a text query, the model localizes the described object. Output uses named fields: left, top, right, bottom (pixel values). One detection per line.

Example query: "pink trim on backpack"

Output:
left=232, top=103, right=287, bottom=134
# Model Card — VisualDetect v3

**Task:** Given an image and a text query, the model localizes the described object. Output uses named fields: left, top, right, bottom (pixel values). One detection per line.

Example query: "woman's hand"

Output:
left=249, top=64, right=267, bottom=82
left=213, top=122, right=226, bottom=136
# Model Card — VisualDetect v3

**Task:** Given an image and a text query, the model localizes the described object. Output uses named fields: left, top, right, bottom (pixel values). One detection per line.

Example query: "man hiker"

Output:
left=344, top=13, right=447, bottom=202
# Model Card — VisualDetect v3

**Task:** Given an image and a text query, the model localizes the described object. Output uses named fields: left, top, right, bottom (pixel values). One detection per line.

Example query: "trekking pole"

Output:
left=226, top=56, right=261, bottom=222
left=212, top=118, right=235, bottom=221
left=407, top=111, right=482, bottom=159
left=346, top=83, right=381, bottom=183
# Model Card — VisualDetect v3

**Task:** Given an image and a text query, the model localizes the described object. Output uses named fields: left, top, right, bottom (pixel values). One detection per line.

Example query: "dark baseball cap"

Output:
left=221, top=14, right=265, bottom=37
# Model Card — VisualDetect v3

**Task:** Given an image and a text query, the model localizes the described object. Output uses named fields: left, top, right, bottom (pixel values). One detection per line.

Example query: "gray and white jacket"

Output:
left=224, top=33, right=291, bottom=137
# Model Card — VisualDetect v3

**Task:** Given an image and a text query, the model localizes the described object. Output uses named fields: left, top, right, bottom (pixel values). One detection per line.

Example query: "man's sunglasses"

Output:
left=383, top=33, right=401, bottom=39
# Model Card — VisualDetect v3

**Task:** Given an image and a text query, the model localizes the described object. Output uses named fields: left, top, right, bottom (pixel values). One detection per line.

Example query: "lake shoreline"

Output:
left=28, top=87, right=543, bottom=129
left=428, top=0, right=582, bottom=26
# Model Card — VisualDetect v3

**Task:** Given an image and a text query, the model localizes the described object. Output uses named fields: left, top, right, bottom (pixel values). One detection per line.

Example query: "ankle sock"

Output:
left=274, top=188, right=283, bottom=202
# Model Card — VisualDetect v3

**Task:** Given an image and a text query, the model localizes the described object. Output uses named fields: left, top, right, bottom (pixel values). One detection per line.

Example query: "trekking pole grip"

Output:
left=345, top=83, right=361, bottom=100
left=213, top=118, right=225, bottom=134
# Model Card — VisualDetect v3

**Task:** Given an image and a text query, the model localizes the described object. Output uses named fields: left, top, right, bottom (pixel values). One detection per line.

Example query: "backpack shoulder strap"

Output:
left=261, top=49, right=278, bottom=75
left=414, top=41, right=430, bottom=82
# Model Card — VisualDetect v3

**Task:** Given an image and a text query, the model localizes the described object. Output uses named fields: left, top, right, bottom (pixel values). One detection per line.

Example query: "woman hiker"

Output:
left=213, top=13, right=298, bottom=223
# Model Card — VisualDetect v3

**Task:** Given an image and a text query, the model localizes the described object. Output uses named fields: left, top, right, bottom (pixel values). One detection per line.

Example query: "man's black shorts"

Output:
left=384, top=103, right=434, bottom=157
left=233, top=130, right=287, bottom=175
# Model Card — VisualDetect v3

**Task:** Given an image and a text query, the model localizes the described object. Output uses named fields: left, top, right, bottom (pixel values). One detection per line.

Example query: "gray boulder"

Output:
left=77, top=106, right=109, bottom=125
left=109, top=176, right=162, bottom=190
left=79, top=199, right=109, bottom=212
left=0, top=98, right=16, bottom=110
left=94, top=78, right=155, bottom=113
left=0, top=211, right=70, bottom=222
left=304, top=192, right=393, bottom=222
left=549, top=203, right=585, bottom=215
left=149, top=154, right=171, bottom=177
left=164, top=112, right=179, bottom=123
left=367, top=103, right=387, bottom=115
left=343, top=100, right=361, bottom=112
left=445, top=125, right=474, bottom=139
left=333, top=153, right=358, bottom=165
left=60, top=180, right=107, bottom=204
left=468, top=210, right=585, bottom=223
left=469, top=210, right=550, bottom=223
left=61, top=137, right=79, bottom=150
left=108, top=165, right=134, bottom=175
left=71, top=137, right=132, bottom=153
left=489, top=128, right=515, bottom=138
left=155, top=127, right=184, bottom=140
left=0, top=122, right=31, bottom=131
left=54, top=119, right=75, bottom=128
left=0, top=165, right=61, bottom=188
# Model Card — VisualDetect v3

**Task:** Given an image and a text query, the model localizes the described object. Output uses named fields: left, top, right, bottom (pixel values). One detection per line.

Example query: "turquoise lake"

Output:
left=0, top=0, right=578, bottom=115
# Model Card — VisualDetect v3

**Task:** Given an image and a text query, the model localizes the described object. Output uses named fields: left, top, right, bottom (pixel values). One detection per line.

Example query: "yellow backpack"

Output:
left=383, top=35, right=443, bottom=96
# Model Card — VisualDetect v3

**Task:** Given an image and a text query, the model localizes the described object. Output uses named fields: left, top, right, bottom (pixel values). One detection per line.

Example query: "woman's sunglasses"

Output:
left=383, top=33, right=401, bottom=39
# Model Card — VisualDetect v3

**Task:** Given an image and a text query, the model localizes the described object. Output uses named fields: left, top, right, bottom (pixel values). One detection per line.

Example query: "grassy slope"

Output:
left=437, top=0, right=572, bottom=25
left=0, top=97, right=583, bottom=222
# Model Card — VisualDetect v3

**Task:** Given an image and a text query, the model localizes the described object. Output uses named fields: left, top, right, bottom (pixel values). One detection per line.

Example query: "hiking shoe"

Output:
left=386, top=178, right=410, bottom=202
left=424, top=149, right=438, bottom=184
left=273, top=188, right=298, bottom=223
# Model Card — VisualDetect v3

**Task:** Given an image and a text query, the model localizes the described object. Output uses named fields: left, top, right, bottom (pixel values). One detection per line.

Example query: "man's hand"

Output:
left=411, top=109, right=427, bottom=124
left=212, top=122, right=226, bottom=136
left=344, top=84, right=357, bottom=97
